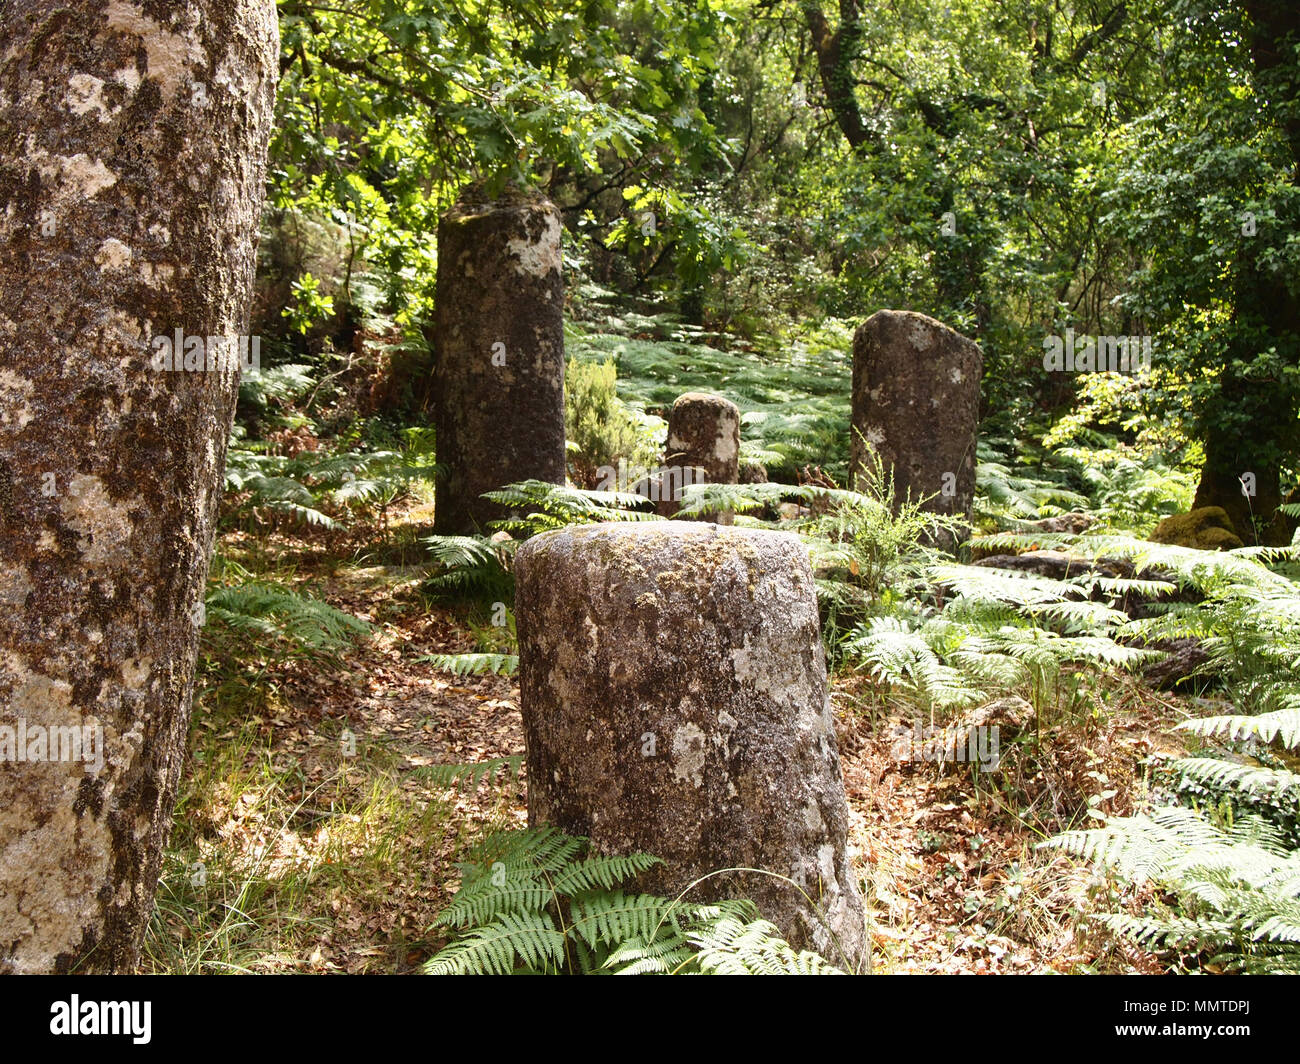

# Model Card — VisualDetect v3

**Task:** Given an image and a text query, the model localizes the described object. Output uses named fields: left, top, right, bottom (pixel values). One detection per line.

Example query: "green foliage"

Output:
left=566, top=317, right=852, bottom=482
left=412, top=755, right=526, bottom=791
left=204, top=583, right=369, bottom=655
left=418, top=652, right=519, bottom=678
left=223, top=429, right=438, bottom=533
left=844, top=577, right=1151, bottom=719
left=564, top=356, right=661, bottom=488
left=238, top=363, right=318, bottom=414
left=1047, top=805, right=1300, bottom=974
left=419, top=480, right=657, bottom=609
left=483, top=479, right=658, bottom=536
left=976, top=428, right=1195, bottom=537
left=1039, top=530, right=1300, bottom=971
left=283, top=272, right=336, bottom=334
left=976, top=457, right=1090, bottom=530
left=200, top=556, right=371, bottom=675
left=273, top=0, right=731, bottom=325
left=1099, top=0, right=1300, bottom=486
left=1039, top=375, right=1199, bottom=534
left=420, top=534, right=515, bottom=601
left=1181, top=708, right=1300, bottom=750
left=672, top=471, right=962, bottom=659
left=425, top=827, right=844, bottom=975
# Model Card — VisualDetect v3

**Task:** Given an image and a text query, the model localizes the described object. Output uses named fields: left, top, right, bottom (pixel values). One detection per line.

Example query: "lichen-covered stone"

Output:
left=433, top=182, right=566, bottom=533
left=514, top=521, right=867, bottom=970
left=657, top=392, right=741, bottom=524
left=0, top=0, right=279, bottom=972
left=1150, top=507, right=1245, bottom=551
left=850, top=310, right=982, bottom=546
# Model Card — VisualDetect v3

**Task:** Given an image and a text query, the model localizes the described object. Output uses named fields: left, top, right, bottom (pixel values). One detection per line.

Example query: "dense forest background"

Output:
left=256, top=0, right=1299, bottom=544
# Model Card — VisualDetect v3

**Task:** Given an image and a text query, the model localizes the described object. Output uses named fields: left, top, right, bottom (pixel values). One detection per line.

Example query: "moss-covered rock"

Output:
left=1149, top=507, right=1245, bottom=550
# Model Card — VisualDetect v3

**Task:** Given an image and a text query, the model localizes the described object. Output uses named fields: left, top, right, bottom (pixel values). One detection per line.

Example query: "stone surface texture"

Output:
left=514, top=521, right=866, bottom=969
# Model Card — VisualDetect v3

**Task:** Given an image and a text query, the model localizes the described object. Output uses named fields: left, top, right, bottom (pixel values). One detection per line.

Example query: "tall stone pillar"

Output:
left=433, top=183, right=566, bottom=533
left=850, top=310, right=982, bottom=545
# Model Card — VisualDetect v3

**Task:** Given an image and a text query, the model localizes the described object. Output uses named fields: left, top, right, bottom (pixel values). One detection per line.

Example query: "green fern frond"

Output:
left=601, top=934, right=695, bottom=975
left=483, top=480, right=658, bottom=536
left=1171, top=757, right=1300, bottom=801
left=433, top=880, right=553, bottom=930
left=423, top=534, right=505, bottom=571
left=1178, top=707, right=1300, bottom=749
left=413, top=755, right=525, bottom=793
left=425, top=910, right=567, bottom=975
left=688, top=916, right=846, bottom=975
left=204, top=582, right=369, bottom=655
left=419, top=652, right=519, bottom=677
left=551, top=853, right=663, bottom=894
left=424, top=828, right=842, bottom=975
left=568, top=891, right=680, bottom=951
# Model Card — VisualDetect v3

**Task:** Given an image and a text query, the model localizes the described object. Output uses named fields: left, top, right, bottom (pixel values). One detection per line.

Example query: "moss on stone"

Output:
left=1150, top=506, right=1245, bottom=551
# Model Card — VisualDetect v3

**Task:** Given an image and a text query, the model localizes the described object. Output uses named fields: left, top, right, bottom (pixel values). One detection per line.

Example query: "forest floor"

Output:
left=143, top=511, right=1182, bottom=975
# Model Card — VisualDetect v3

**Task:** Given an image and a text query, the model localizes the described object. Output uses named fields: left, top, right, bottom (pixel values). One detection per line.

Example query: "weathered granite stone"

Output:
left=433, top=183, right=566, bottom=533
left=514, top=521, right=867, bottom=970
left=850, top=310, right=982, bottom=546
left=657, top=392, right=741, bottom=524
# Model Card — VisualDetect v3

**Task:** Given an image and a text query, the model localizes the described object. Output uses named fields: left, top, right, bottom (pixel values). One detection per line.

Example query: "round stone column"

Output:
left=514, top=521, right=867, bottom=970
left=433, top=183, right=566, bottom=533
left=656, top=392, right=740, bottom=523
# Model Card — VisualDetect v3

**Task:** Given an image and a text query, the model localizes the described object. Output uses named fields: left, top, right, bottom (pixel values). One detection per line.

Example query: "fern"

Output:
left=1046, top=694, right=1300, bottom=971
left=418, top=652, right=519, bottom=677
left=976, top=458, right=1090, bottom=526
left=420, top=533, right=515, bottom=601
left=687, top=915, right=846, bottom=975
left=202, top=579, right=370, bottom=661
left=483, top=479, right=658, bottom=535
left=412, top=755, right=525, bottom=793
left=1179, top=707, right=1300, bottom=748
left=427, top=909, right=568, bottom=975
left=425, top=827, right=844, bottom=975
left=420, top=481, right=659, bottom=604
left=566, top=318, right=853, bottom=482
left=223, top=431, right=439, bottom=532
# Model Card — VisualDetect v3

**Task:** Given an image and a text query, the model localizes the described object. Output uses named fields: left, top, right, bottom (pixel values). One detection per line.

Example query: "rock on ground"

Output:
left=1150, top=507, right=1245, bottom=551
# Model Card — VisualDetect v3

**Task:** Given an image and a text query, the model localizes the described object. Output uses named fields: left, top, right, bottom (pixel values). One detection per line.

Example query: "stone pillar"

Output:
left=849, top=310, right=982, bottom=544
left=656, top=392, right=741, bottom=523
left=0, top=0, right=278, bottom=973
left=514, top=522, right=867, bottom=971
left=433, top=183, right=566, bottom=534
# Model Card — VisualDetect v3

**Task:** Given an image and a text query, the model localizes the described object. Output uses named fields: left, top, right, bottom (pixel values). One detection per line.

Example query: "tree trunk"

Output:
left=0, top=0, right=278, bottom=973
left=803, top=0, right=872, bottom=150
left=1192, top=373, right=1294, bottom=547
left=1192, top=0, right=1300, bottom=546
